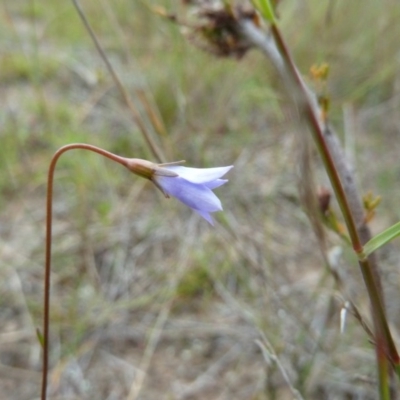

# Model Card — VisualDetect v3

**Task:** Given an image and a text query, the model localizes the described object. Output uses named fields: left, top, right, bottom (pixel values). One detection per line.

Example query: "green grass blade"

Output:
left=251, top=0, right=276, bottom=23
left=363, top=221, right=400, bottom=257
left=395, top=364, right=400, bottom=382
left=36, top=327, right=44, bottom=348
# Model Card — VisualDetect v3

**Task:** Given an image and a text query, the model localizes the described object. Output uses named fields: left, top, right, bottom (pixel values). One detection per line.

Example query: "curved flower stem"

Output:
left=41, top=144, right=130, bottom=400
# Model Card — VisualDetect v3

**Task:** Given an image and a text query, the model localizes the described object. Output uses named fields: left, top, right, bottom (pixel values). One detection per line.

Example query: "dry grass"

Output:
left=1, top=0, right=400, bottom=399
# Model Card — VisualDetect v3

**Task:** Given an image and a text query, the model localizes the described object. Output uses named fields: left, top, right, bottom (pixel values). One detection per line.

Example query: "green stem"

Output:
left=359, top=258, right=399, bottom=364
left=269, top=24, right=362, bottom=253
left=269, top=22, right=399, bottom=392
left=377, top=336, right=391, bottom=400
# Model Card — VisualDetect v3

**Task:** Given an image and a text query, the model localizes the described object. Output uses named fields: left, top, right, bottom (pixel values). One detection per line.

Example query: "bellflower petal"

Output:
left=152, top=165, right=233, bottom=225
left=155, top=176, right=222, bottom=212
left=203, top=179, right=228, bottom=190
left=195, top=209, right=215, bottom=225
left=161, top=166, right=232, bottom=184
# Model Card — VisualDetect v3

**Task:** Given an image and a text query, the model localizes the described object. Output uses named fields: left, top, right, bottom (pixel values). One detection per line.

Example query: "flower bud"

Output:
left=124, top=158, right=179, bottom=180
left=123, top=158, right=158, bottom=179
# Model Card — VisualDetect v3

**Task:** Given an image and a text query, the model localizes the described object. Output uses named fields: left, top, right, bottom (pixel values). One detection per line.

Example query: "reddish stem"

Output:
left=270, top=23, right=399, bottom=367
left=41, top=144, right=129, bottom=400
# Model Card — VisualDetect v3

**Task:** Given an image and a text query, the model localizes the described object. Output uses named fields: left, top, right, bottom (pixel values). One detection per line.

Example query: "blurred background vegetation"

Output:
left=1, top=0, right=400, bottom=399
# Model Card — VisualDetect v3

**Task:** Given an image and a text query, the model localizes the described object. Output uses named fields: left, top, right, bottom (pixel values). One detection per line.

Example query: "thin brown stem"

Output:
left=70, top=0, right=166, bottom=163
left=41, top=144, right=130, bottom=400
left=240, top=17, right=399, bottom=384
left=269, top=24, right=362, bottom=253
left=268, top=23, right=399, bottom=365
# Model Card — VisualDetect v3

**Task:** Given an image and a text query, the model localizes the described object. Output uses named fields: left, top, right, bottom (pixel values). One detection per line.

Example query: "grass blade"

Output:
left=251, top=0, right=276, bottom=23
left=363, top=221, right=400, bottom=257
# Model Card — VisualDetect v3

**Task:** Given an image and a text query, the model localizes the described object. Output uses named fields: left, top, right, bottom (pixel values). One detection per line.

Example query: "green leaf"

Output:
left=363, top=221, right=400, bottom=257
left=395, top=364, right=400, bottom=383
left=251, top=0, right=276, bottom=23
left=36, top=327, right=44, bottom=348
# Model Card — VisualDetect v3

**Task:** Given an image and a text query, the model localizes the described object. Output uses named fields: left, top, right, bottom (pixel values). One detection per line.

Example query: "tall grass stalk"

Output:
left=71, top=0, right=166, bottom=163
left=239, top=7, right=399, bottom=398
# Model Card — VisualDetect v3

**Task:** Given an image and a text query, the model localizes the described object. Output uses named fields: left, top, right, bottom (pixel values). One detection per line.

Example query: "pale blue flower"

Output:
left=152, top=165, right=233, bottom=225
